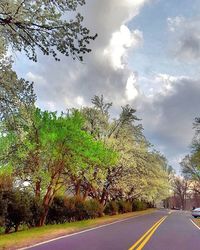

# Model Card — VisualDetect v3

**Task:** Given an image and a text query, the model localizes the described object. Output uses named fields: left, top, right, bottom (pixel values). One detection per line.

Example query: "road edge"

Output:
left=190, top=219, right=200, bottom=230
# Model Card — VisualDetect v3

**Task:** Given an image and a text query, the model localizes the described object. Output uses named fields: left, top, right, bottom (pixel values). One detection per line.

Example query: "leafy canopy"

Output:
left=0, top=0, right=97, bottom=61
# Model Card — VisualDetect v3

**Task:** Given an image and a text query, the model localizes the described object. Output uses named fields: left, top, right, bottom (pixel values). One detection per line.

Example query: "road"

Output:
left=24, top=209, right=200, bottom=250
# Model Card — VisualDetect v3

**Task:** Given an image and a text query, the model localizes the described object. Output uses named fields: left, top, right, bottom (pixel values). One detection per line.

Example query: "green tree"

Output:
left=2, top=108, right=115, bottom=225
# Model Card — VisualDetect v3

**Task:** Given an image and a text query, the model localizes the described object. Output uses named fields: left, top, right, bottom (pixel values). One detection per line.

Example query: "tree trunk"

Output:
left=100, top=188, right=107, bottom=205
left=83, top=189, right=89, bottom=201
left=35, top=180, right=41, bottom=199
left=75, top=181, right=81, bottom=198
left=38, top=186, right=54, bottom=226
left=15, top=224, right=19, bottom=232
left=38, top=205, right=49, bottom=226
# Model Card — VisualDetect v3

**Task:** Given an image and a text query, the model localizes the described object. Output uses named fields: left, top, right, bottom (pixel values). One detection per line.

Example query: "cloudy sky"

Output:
left=14, top=0, right=200, bottom=171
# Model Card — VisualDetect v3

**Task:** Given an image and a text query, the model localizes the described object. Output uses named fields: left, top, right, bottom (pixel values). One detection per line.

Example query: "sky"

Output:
left=13, top=0, right=200, bottom=172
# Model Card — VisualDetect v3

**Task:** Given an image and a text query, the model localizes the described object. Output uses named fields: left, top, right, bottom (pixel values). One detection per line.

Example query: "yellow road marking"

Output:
left=128, top=216, right=167, bottom=250
left=136, top=216, right=167, bottom=250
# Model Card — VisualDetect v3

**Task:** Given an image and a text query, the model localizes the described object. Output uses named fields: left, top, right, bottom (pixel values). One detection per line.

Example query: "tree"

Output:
left=0, top=56, right=35, bottom=128
left=181, top=154, right=200, bottom=183
left=172, top=176, right=190, bottom=210
left=78, top=96, right=171, bottom=205
left=181, top=117, right=200, bottom=193
left=2, top=108, right=115, bottom=226
left=0, top=0, right=97, bottom=61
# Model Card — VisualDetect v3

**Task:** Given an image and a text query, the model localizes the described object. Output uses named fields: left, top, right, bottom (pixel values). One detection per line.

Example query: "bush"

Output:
left=46, top=196, right=68, bottom=224
left=104, top=201, right=119, bottom=215
left=84, top=199, right=104, bottom=218
left=29, top=198, right=43, bottom=227
left=65, top=197, right=86, bottom=221
left=0, top=190, right=43, bottom=230
left=132, top=200, right=147, bottom=211
left=4, top=190, right=32, bottom=233
left=118, top=200, right=132, bottom=214
left=64, top=197, right=103, bottom=221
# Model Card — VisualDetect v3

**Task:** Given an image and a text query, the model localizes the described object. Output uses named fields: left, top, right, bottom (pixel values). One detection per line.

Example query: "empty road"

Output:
left=24, top=210, right=200, bottom=250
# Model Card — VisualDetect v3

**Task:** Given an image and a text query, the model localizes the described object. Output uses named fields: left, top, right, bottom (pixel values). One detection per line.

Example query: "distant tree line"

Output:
left=165, top=118, right=200, bottom=210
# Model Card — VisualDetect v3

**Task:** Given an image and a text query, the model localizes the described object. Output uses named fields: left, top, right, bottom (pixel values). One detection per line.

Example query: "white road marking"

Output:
left=19, top=211, right=158, bottom=250
left=190, top=219, right=200, bottom=230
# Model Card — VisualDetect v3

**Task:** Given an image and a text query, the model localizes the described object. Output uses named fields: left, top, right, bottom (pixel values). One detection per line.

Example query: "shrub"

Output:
left=118, top=200, right=132, bottom=213
left=84, top=199, right=104, bottom=218
left=132, top=200, right=147, bottom=211
left=46, top=196, right=68, bottom=224
left=29, top=198, right=43, bottom=227
left=4, top=190, right=32, bottom=233
left=64, top=197, right=76, bottom=221
left=64, top=197, right=87, bottom=221
left=104, top=201, right=119, bottom=215
left=64, top=197, right=104, bottom=221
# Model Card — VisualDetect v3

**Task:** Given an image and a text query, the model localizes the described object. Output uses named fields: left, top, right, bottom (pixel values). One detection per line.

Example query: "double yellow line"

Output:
left=129, top=216, right=167, bottom=250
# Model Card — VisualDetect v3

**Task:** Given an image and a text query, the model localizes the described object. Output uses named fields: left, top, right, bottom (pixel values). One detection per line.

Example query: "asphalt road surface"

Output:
left=24, top=209, right=200, bottom=250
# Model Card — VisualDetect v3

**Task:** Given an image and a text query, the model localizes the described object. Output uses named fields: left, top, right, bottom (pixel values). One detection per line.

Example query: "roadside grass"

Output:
left=193, top=218, right=200, bottom=228
left=0, top=209, right=156, bottom=250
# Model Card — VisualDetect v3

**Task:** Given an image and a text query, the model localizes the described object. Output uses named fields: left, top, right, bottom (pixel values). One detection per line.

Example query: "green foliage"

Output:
left=0, top=0, right=97, bottom=61
left=46, top=196, right=68, bottom=224
left=0, top=95, right=172, bottom=229
left=118, top=200, right=132, bottom=214
left=2, top=190, right=32, bottom=233
left=65, top=197, right=87, bottom=221
left=104, top=201, right=119, bottom=215
left=47, top=197, right=103, bottom=223
left=132, top=200, right=147, bottom=211
left=84, top=199, right=104, bottom=218
left=29, top=199, right=44, bottom=227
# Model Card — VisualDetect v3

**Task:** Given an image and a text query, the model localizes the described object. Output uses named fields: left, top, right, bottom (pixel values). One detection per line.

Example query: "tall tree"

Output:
left=78, top=96, right=171, bottom=205
left=172, top=176, right=190, bottom=210
left=1, top=108, right=116, bottom=225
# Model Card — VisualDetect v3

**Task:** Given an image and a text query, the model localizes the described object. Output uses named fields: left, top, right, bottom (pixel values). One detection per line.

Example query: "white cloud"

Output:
left=136, top=74, right=200, bottom=169
left=75, top=96, right=85, bottom=106
left=139, top=73, right=188, bottom=98
left=125, top=74, right=139, bottom=101
left=103, top=25, right=143, bottom=70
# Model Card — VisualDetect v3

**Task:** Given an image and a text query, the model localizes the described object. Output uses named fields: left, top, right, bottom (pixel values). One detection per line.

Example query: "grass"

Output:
left=0, top=209, right=156, bottom=250
left=193, top=217, right=200, bottom=227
